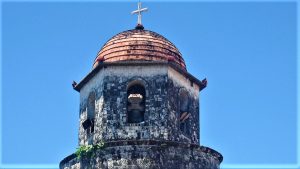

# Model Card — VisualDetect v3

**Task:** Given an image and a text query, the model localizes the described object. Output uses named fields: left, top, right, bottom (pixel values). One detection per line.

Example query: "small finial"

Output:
left=72, top=81, right=77, bottom=88
left=131, top=1, right=148, bottom=29
left=202, top=78, right=207, bottom=87
left=135, top=24, right=144, bottom=30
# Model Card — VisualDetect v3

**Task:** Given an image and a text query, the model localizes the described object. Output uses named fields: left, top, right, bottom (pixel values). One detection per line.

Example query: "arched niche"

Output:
left=127, top=80, right=146, bottom=123
left=178, top=88, right=190, bottom=134
left=87, top=92, right=96, bottom=121
left=82, top=91, right=96, bottom=142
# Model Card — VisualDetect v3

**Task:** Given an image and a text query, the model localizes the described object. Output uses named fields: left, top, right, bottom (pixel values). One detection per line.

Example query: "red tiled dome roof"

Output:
left=93, top=29, right=186, bottom=69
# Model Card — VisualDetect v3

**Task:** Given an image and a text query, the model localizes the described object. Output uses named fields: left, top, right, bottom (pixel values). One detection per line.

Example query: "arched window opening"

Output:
left=82, top=92, right=95, bottom=135
left=179, top=89, right=190, bottom=134
left=87, top=92, right=96, bottom=121
left=127, top=82, right=145, bottom=123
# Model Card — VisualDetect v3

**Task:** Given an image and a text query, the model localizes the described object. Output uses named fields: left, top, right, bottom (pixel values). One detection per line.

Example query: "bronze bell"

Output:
left=128, top=93, right=145, bottom=123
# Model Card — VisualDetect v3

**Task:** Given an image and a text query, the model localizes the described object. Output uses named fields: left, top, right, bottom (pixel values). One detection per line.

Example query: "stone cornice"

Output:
left=73, top=61, right=207, bottom=92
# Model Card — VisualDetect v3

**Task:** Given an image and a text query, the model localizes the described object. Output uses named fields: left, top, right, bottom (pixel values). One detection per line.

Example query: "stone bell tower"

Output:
left=60, top=3, right=222, bottom=169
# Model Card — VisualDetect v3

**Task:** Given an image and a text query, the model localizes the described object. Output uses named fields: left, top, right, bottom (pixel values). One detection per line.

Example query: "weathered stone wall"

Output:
left=60, top=64, right=222, bottom=169
left=60, top=141, right=222, bottom=169
left=79, top=65, right=170, bottom=145
left=167, top=67, right=200, bottom=144
left=79, top=67, right=105, bottom=145
left=78, top=65, right=200, bottom=146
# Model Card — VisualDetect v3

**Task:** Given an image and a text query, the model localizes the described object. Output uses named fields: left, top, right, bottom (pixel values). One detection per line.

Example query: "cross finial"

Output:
left=131, top=1, right=148, bottom=29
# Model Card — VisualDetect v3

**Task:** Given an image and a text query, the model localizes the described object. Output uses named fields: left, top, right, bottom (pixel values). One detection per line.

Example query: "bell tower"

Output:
left=60, top=3, right=222, bottom=169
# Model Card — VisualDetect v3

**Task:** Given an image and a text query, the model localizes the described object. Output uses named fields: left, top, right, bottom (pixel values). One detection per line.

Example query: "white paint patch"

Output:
left=167, top=67, right=200, bottom=98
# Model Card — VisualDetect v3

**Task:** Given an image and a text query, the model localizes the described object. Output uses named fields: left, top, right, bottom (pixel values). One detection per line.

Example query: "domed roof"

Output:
left=93, top=28, right=186, bottom=69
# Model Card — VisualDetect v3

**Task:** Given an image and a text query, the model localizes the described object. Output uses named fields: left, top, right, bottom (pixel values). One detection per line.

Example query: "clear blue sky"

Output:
left=1, top=1, right=297, bottom=169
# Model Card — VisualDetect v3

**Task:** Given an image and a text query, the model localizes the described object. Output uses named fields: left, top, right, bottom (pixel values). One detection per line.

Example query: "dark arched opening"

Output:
left=179, top=89, right=190, bottom=134
left=82, top=92, right=96, bottom=143
left=127, top=82, right=145, bottom=123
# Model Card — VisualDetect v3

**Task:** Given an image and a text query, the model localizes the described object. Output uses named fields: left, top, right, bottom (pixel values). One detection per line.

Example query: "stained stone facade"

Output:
left=60, top=28, right=223, bottom=169
left=61, top=140, right=221, bottom=169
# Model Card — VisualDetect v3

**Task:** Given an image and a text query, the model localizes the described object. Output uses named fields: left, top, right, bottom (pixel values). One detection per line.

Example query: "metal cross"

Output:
left=131, top=2, right=148, bottom=25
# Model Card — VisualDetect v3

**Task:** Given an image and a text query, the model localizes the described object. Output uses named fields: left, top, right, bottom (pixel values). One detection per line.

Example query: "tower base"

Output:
left=60, top=140, right=222, bottom=169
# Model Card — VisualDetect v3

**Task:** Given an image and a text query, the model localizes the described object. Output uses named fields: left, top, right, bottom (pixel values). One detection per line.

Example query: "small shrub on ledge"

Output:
left=75, top=141, right=105, bottom=159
